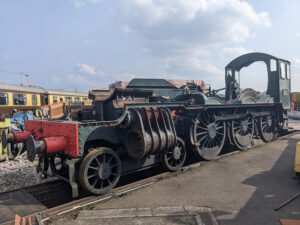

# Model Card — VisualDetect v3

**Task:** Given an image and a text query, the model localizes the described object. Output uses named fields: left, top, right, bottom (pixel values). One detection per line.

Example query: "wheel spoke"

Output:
left=111, top=163, right=118, bottom=168
left=89, top=166, right=98, bottom=170
left=197, top=134, right=208, bottom=143
left=216, top=131, right=224, bottom=136
left=196, top=131, right=207, bottom=136
left=233, top=125, right=242, bottom=130
left=80, top=149, right=121, bottom=194
left=215, top=135, right=221, bottom=143
left=201, top=120, right=208, bottom=126
left=197, top=125, right=208, bottom=130
left=95, top=157, right=101, bottom=166
left=162, top=138, right=186, bottom=171
left=235, top=129, right=242, bottom=135
left=201, top=137, right=209, bottom=148
left=87, top=172, right=97, bottom=179
left=107, top=156, right=113, bottom=164
left=92, top=177, right=99, bottom=187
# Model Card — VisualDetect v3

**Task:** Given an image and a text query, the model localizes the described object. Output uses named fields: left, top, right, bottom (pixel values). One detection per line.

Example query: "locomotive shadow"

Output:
left=216, top=136, right=300, bottom=225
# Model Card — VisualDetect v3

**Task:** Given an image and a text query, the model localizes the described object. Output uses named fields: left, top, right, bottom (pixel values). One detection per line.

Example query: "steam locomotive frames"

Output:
left=1, top=52, right=291, bottom=197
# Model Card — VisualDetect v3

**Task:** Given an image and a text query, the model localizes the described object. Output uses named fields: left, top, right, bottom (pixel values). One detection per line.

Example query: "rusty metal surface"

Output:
left=40, top=102, right=65, bottom=119
left=126, top=107, right=176, bottom=158
left=25, top=120, right=79, bottom=157
left=166, top=79, right=208, bottom=92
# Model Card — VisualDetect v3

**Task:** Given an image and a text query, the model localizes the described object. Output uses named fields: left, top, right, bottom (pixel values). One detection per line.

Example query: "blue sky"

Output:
left=0, top=0, right=300, bottom=93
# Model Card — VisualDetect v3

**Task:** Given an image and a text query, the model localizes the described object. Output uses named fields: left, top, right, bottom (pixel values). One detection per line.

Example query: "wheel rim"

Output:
left=162, top=137, right=186, bottom=171
left=192, top=112, right=226, bottom=160
left=79, top=148, right=121, bottom=195
left=258, top=114, right=277, bottom=142
left=230, top=113, right=254, bottom=150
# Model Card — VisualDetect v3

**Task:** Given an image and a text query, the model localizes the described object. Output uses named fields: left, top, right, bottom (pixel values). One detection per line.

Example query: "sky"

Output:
left=0, top=0, right=300, bottom=93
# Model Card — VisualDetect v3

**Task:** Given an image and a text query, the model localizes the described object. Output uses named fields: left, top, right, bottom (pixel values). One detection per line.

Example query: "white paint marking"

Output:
left=116, top=182, right=154, bottom=196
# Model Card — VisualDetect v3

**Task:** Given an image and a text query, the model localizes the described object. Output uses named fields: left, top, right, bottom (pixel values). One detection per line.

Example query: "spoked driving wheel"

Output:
left=79, top=147, right=121, bottom=195
left=230, top=111, right=254, bottom=150
left=162, top=137, right=186, bottom=171
left=191, top=112, right=226, bottom=160
left=258, top=114, right=278, bottom=142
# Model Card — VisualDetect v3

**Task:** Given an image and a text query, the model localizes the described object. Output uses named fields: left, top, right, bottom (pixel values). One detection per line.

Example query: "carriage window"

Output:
left=270, top=59, right=277, bottom=71
left=287, top=64, right=291, bottom=79
left=226, top=69, right=232, bottom=76
left=13, top=93, right=26, bottom=105
left=53, top=96, right=58, bottom=103
left=65, top=96, right=72, bottom=101
left=74, top=97, right=80, bottom=101
left=32, top=94, right=38, bottom=105
left=0, top=93, right=8, bottom=105
left=82, top=97, right=88, bottom=101
left=280, top=62, right=287, bottom=79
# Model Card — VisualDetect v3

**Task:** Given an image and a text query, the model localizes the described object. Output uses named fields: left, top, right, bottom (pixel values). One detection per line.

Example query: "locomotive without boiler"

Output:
left=1, top=52, right=291, bottom=197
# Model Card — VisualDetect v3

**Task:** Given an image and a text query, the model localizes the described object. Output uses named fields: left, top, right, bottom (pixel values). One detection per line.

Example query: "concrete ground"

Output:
left=50, top=122, right=300, bottom=225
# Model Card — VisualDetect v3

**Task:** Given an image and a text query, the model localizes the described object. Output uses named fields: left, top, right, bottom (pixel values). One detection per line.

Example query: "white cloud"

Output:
left=161, top=46, right=224, bottom=88
left=66, top=0, right=271, bottom=90
left=123, top=0, right=271, bottom=44
left=116, top=0, right=270, bottom=87
left=294, top=58, right=300, bottom=66
left=75, top=63, right=96, bottom=75
left=141, top=47, right=151, bottom=53
left=296, top=32, right=300, bottom=38
left=67, top=74, right=94, bottom=85
left=63, top=63, right=145, bottom=89
left=223, top=47, right=251, bottom=57
left=75, top=63, right=105, bottom=77
left=68, top=0, right=101, bottom=8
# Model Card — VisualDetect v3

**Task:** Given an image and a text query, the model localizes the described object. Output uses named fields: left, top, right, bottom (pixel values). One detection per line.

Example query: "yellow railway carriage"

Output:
left=0, top=82, right=90, bottom=115
left=45, top=89, right=90, bottom=105
left=0, top=83, right=44, bottom=114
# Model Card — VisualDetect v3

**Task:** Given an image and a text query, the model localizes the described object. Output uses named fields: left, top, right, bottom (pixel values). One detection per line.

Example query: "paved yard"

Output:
left=51, top=122, right=300, bottom=225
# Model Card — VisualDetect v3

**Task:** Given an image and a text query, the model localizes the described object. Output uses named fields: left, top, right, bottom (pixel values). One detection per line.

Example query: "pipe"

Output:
left=26, top=135, right=67, bottom=162
left=2, top=130, right=32, bottom=148
left=43, top=136, right=67, bottom=153
left=13, top=131, right=32, bottom=142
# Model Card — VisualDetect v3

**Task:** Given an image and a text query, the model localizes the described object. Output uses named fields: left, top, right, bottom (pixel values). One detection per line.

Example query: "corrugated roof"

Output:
left=0, top=82, right=45, bottom=93
left=45, top=89, right=88, bottom=96
left=0, top=82, right=88, bottom=96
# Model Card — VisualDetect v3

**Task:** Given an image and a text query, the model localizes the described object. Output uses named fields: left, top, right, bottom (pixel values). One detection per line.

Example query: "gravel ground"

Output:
left=0, top=153, right=55, bottom=193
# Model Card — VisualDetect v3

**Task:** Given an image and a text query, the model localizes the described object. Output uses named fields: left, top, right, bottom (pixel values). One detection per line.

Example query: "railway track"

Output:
left=1, top=129, right=299, bottom=225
